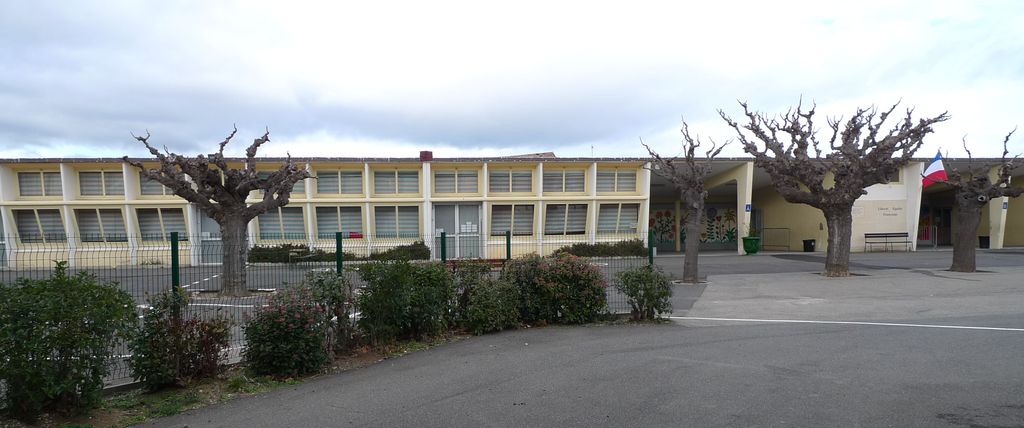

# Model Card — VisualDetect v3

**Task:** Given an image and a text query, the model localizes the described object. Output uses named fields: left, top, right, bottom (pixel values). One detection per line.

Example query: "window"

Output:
left=18, top=171, right=62, bottom=197
left=597, top=169, right=637, bottom=192
left=597, top=203, right=640, bottom=234
left=374, top=170, right=419, bottom=194
left=544, top=204, right=587, bottom=235
left=137, top=208, right=187, bottom=241
left=491, top=204, right=534, bottom=236
left=254, top=171, right=305, bottom=196
left=489, top=170, right=532, bottom=193
left=75, top=209, right=128, bottom=242
left=0, top=215, right=5, bottom=267
left=543, top=170, right=585, bottom=193
left=79, top=171, right=124, bottom=196
left=316, top=170, right=363, bottom=194
left=14, top=209, right=66, bottom=243
left=139, top=172, right=173, bottom=196
left=257, top=207, right=306, bottom=240
left=434, top=170, right=478, bottom=193
left=315, top=206, right=363, bottom=238
left=374, top=206, right=419, bottom=238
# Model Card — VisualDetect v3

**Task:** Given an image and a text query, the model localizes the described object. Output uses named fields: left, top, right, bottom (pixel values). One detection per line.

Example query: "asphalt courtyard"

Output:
left=147, top=249, right=1024, bottom=427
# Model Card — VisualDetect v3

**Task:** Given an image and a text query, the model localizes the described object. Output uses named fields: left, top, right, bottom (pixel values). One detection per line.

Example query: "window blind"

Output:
left=397, top=171, right=418, bottom=193
left=43, top=172, right=62, bottom=196
left=597, top=170, right=616, bottom=192
left=317, top=171, right=340, bottom=193
left=104, top=172, right=124, bottom=195
left=280, top=207, right=305, bottom=239
left=316, top=206, right=362, bottom=238
left=340, top=171, right=362, bottom=194
left=434, top=171, right=456, bottom=193
left=616, top=171, right=637, bottom=192
left=490, top=205, right=512, bottom=236
left=457, top=171, right=477, bottom=193
left=140, top=172, right=168, bottom=195
left=374, top=171, right=397, bottom=194
left=80, top=172, right=103, bottom=196
left=18, top=172, right=43, bottom=196
left=489, top=171, right=510, bottom=192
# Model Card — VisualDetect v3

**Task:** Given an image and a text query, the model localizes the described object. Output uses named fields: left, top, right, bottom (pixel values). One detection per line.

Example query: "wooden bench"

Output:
left=864, top=232, right=911, bottom=252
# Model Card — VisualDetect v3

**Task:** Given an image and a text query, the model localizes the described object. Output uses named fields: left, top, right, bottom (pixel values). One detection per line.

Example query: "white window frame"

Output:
left=490, top=204, right=535, bottom=236
left=434, top=169, right=479, bottom=194
left=257, top=206, right=306, bottom=240
left=75, top=208, right=128, bottom=243
left=315, top=206, right=364, bottom=239
left=488, top=169, right=533, bottom=193
left=315, top=170, right=363, bottom=195
left=136, top=208, right=188, bottom=242
left=17, top=171, right=63, bottom=197
left=543, top=203, right=588, bottom=236
left=13, top=208, right=66, bottom=243
left=543, top=169, right=586, bottom=193
left=374, top=205, right=420, bottom=238
left=597, top=203, right=640, bottom=234
left=597, top=168, right=638, bottom=193
left=139, top=172, right=174, bottom=196
left=79, top=170, right=124, bottom=197
left=374, top=170, right=420, bottom=195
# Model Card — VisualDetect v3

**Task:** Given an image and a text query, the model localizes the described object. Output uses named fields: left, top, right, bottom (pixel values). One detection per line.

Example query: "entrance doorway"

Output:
left=433, top=203, right=482, bottom=259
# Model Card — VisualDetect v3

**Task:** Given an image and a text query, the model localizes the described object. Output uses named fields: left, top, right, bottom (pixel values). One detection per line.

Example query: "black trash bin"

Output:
left=802, top=239, right=816, bottom=252
left=979, top=236, right=990, bottom=249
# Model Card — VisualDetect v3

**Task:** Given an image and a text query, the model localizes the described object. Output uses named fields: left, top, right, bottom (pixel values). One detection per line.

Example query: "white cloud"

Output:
left=1, top=0, right=1022, bottom=159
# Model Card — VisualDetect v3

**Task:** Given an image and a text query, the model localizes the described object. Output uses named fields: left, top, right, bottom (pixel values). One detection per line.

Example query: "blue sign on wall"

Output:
left=745, top=203, right=751, bottom=212
left=1004, top=201, right=1009, bottom=209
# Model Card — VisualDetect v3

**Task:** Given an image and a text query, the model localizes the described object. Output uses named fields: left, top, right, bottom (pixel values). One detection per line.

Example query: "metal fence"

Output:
left=0, top=232, right=652, bottom=387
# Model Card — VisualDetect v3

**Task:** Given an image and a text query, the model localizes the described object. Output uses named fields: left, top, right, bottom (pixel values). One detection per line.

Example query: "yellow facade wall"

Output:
left=752, top=186, right=827, bottom=251
left=1004, top=181, right=1024, bottom=246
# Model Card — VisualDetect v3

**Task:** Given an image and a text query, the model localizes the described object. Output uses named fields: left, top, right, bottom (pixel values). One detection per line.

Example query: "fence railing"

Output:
left=1, top=231, right=654, bottom=388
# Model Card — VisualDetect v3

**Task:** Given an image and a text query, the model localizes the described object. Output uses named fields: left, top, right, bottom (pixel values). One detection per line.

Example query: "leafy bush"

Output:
left=500, top=254, right=551, bottom=324
left=247, top=242, right=431, bottom=263
left=538, top=253, right=608, bottom=324
left=129, top=288, right=231, bottom=390
left=451, top=260, right=495, bottom=322
left=368, top=240, right=431, bottom=261
left=248, top=244, right=353, bottom=263
left=615, top=265, right=673, bottom=321
left=357, top=261, right=454, bottom=345
left=0, top=262, right=136, bottom=421
left=552, top=239, right=646, bottom=257
left=464, top=278, right=520, bottom=335
left=304, top=270, right=355, bottom=352
left=244, top=286, right=330, bottom=377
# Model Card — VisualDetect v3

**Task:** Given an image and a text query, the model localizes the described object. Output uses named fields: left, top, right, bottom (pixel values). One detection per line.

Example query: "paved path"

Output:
left=146, top=252, right=1024, bottom=427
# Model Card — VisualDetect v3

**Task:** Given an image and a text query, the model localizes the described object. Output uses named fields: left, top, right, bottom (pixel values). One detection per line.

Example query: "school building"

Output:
left=0, top=154, right=1020, bottom=268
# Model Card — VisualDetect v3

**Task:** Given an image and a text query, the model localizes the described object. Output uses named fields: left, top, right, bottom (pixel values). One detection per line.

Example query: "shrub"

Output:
left=538, top=253, right=608, bottom=324
left=368, top=240, right=431, bottom=261
left=464, top=278, right=520, bottom=335
left=552, top=239, right=646, bottom=258
left=357, top=261, right=454, bottom=345
left=615, top=265, right=673, bottom=321
left=451, top=260, right=495, bottom=322
left=407, top=262, right=456, bottom=338
left=500, top=254, right=552, bottom=324
left=244, top=286, right=329, bottom=377
left=129, top=288, right=231, bottom=390
left=304, top=270, right=355, bottom=351
left=248, top=244, right=354, bottom=263
left=0, top=262, right=136, bottom=421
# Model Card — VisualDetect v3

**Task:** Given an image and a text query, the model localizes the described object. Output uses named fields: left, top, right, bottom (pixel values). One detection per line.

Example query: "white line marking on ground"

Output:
left=183, top=273, right=220, bottom=288
left=669, top=316, right=1024, bottom=332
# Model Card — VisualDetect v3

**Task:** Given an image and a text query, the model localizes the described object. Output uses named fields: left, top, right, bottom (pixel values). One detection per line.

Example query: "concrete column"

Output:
left=59, top=163, right=76, bottom=266
left=736, top=162, right=754, bottom=255
left=988, top=166, right=1009, bottom=249
left=422, top=162, right=432, bottom=244
left=905, top=162, right=925, bottom=251
left=639, top=163, right=652, bottom=245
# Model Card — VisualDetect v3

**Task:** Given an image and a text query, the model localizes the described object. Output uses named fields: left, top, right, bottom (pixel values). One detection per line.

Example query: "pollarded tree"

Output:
left=643, top=121, right=725, bottom=283
left=124, top=127, right=309, bottom=296
left=936, top=131, right=1023, bottom=272
left=720, top=101, right=949, bottom=277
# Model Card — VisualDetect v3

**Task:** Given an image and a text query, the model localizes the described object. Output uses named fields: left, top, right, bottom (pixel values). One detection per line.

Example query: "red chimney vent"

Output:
left=419, top=151, right=433, bottom=161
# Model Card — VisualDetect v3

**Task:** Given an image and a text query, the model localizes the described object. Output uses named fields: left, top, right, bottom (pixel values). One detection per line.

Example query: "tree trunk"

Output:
left=682, top=201, right=702, bottom=283
left=220, top=216, right=250, bottom=296
left=822, top=206, right=853, bottom=277
left=950, top=200, right=984, bottom=272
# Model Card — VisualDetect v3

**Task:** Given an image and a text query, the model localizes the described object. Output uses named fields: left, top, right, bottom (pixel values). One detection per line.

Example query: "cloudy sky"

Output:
left=1, top=1, right=1021, bottom=159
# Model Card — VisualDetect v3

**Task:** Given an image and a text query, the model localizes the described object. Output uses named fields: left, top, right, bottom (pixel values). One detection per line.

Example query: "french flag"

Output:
left=922, top=151, right=947, bottom=188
